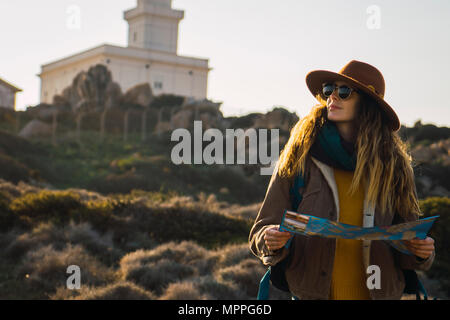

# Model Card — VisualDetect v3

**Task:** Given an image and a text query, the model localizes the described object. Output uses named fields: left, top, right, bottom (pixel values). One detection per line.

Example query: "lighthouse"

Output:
left=38, top=0, right=211, bottom=105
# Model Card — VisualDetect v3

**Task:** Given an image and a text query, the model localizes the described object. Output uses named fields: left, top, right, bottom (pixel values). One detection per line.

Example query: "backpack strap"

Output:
left=257, top=267, right=272, bottom=300
left=417, top=278, right=432, bottom=300
left=256, top=170, right=305, bottom=300
left=284, top=169, right=305, bottom=249
left=289, top=169, right=305, bottom=211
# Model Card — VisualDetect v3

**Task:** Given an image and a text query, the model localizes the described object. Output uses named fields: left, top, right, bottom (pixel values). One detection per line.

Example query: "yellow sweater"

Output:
left=329, top=168, right=371, bottom=300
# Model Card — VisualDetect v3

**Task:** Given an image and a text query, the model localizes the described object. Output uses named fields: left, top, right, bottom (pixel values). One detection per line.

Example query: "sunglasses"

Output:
left=321, top=83, right=355, bottom=100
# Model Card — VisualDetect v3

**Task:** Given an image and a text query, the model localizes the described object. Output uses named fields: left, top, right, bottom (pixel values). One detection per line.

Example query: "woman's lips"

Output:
left=329, top=104, right=341, bottom=110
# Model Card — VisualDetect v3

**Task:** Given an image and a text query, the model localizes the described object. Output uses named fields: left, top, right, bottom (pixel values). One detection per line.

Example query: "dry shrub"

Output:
left=119, top=241, right=223, bottom=295
left=121, top=231, right=159, bottom=253
left=4, top=222, right=65, bottom=260
left=130, top=205, right=251, bottom=248
left=0, top=178, right=26, bottom=198
left=420, top=197, right=450, bottom=296
left=0, top=231, right=17, bottom=255
left=159, top=193, right=231, bottom=217
left=4, top=221, right=122, bottom=265
left=64, top=222, right=121, bottom=264
left=158, top=281, right=210, bottom=300
left=17, top=244, right=116, bottom=294
left=119, top=256, right=195, bottom=294
left=190, top=275, right=247, bottom=300
left=221, top=203, right=261, bottom=220
left=121, top=241, right=217, bottom=274
left=158, top=275, right=247, bottom=300
left=9, top=190, right=84, bottom=226
left=7, top=189, right=121, bottom=232
left=215, top=259, right=266, bottom=297
left=50, top=281, right=156, bottom=300
left=213, top=243, right=254, bottom=269
left=63, top=188, right=108, bottom=202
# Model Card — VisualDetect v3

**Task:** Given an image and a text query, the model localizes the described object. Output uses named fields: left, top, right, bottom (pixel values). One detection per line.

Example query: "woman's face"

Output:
left=326, top=80, right=360, bottom=123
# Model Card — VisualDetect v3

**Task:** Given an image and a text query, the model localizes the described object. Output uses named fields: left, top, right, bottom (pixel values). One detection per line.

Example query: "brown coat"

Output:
left=249, top=154, right=435, bottom=300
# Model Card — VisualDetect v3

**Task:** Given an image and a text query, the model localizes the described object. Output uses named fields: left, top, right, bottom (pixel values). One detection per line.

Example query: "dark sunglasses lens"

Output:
left=338, top=86, right=352, bottom=99
left=322, top=84, right=335, bottom=97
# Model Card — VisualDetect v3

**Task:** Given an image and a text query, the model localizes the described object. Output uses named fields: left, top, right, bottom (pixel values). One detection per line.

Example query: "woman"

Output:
left=249, top=60, right=435, bottom=300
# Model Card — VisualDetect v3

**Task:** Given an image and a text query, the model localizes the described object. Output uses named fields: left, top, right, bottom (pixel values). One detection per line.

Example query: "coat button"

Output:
left=321, top=271, right=327, bottom=277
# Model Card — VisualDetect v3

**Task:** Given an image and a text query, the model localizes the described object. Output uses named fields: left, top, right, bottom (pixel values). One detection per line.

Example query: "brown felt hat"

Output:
left=305, top=60, right=400, bottom=131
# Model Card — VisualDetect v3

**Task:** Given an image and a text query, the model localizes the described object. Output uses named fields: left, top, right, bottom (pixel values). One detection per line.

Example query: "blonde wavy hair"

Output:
left=277, top=92, right=421, bottom=220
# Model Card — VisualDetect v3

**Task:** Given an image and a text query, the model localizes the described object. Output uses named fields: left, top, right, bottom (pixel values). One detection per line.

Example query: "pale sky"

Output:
left=1, top=0, right=449, bottom=127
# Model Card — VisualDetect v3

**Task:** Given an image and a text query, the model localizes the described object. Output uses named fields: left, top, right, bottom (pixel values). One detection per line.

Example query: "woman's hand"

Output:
left=403, top=237, right=435, bottom=260
left=264, top=226, right=293, bottom=251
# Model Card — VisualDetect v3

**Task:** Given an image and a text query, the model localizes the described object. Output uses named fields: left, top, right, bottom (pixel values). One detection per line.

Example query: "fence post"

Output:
left=124, top=109, right=130, bottom=142
left=157, top=107, right=164, bottom=138
left=52, top=108, right=57, bottom=146
left=100, top=108, right=107, bottom=142
left=141, top=109, right=147, bottom=142
left=76, top=112, right=83, bottom=146
left=170, top=107, right=177, bottom=130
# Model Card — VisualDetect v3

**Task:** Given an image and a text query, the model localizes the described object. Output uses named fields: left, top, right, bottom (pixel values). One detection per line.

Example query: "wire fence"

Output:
left=0, top=106, right=182, bottom=146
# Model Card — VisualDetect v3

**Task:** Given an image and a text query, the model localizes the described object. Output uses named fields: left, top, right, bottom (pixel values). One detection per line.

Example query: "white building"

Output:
left=0, top=77, right=22, bottom=110
left=38, top=0, right=211, bottom=105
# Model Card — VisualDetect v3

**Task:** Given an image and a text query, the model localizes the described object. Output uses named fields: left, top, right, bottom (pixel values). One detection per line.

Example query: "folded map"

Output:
left=279, top=210, right=439, bottom=255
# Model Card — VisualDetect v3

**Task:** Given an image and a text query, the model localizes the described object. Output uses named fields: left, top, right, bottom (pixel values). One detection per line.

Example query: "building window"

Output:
left=154, top=81, right=163, bottom=89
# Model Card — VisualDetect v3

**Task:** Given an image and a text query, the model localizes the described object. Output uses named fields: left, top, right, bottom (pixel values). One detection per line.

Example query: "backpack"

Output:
left=256, top=169, right=433, bottom=300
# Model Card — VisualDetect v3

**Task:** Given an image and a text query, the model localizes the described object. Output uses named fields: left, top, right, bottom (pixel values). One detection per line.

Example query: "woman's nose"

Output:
left=330, top=88, right=340, bottom=100
left=328, top=91, right=338, bottom=104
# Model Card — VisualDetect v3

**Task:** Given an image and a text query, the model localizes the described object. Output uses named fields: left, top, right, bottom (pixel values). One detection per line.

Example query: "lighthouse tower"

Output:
left=39, top=0, right=210, bottom=104
left=124, top=0, right=185, bottom=53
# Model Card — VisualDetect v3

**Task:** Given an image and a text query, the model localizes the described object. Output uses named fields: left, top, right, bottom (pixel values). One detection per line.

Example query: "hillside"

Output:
left=0, top=117, right=448, bottom=203
left=0, top=64, right=447, bottom=200
left=0, top=179, right=448, bottom=300
left=0, top=128, right=270, bottom=205
left=0, top=179, right=290, bottom=300
left=0, top=76, right=449, bottom=299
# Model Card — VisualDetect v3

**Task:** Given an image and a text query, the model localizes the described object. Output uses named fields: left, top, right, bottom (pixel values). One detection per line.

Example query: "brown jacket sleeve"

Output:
left=248, top=159, right=294, bottom=266
left=391, top=187, right=435, bottom=271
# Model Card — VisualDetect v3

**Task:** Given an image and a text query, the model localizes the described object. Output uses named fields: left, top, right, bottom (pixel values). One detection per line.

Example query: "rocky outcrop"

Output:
left=40, top=64, right=299, bottom=136
left=170, top=108, right=193, bottom=130
left=169, top=98, right=224, bottom=130
left=18, top=119, right=52, bottom=139
left=52, top=65, right=157, bottom=112
left=252, top=107, right=298, bottom=132
left=121, top=83, right=154, bottom=107
left=411, top=138, right=450, bottom=166
left=105, top=82, right=123, bottom=109
left=52, top=64, right=123, bottom=112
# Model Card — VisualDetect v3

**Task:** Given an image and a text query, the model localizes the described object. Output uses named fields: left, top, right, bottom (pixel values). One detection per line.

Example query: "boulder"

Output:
left=171, top=109, right=193, bottom=130
left=122, top=83, right=153, bottom=107
left=60, top=64, right=123, bottom=112
left=154, top=121, right=172, bottom=134
left=105, top=82, right=123, bottom=109
left=18, top=119, right=52, bottom=139
left=411, top=138, right=450, bottom=165
left=252, top=107, right=298, bottom=132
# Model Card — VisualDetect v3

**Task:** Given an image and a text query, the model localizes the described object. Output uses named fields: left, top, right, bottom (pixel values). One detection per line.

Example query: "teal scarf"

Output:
left=316, top=121, right=357, bottom=171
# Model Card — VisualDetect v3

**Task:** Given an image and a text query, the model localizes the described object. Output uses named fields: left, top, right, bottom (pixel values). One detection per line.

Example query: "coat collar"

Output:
left=310, top=156, right=375, bottom=228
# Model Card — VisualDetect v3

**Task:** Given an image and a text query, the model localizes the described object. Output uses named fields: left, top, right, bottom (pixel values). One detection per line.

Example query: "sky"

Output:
left=1, top=0, right=449, bottom=127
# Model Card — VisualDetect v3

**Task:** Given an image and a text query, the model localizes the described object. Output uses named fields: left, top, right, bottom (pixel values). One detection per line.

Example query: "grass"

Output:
left=8, top=130, right=268, bottom=205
